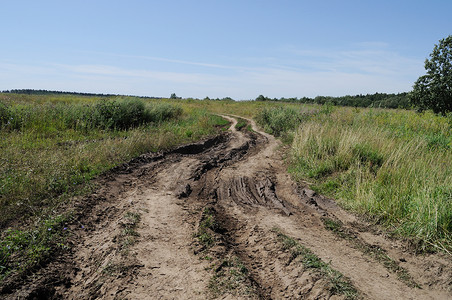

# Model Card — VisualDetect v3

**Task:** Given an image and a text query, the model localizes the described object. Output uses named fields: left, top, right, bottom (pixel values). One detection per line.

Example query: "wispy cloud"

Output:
left=0, top=42, right=424, bottom=98
left=79, top=51, right=245, bottom=71
left=280, top=44, right=423, bottom=77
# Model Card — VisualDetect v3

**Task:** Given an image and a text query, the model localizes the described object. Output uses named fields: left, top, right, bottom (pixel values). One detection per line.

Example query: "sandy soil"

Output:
left=3, top=115, right=451, bottom=299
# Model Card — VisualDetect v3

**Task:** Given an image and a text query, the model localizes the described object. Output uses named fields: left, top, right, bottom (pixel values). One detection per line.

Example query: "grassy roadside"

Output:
left=0, top=94, right=229, bottom=282
left=256, top=105, right=451, bottom=253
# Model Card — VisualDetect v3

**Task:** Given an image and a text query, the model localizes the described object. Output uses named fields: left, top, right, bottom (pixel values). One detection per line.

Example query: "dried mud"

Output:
left=2, top=115, right=451, bottom=299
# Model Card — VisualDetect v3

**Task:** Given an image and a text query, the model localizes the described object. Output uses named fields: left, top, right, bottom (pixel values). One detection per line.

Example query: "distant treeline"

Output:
left=2, top=89, right=412, bottom=109
left=1, top=89, right=163, bottom=99
left=255, top=92, right=411, bottom=109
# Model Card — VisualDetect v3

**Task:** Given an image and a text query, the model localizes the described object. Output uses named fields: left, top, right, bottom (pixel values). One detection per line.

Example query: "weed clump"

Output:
left=0, top=215, right=69, bottom=281
left=208, top=256, right=255, bottom=297
left=195, top=208, right=219, bottom=250
left=234, top=118, right=247, bottom=131
left=255, top=106, right=305, bottom=137
left=0, top=102, right=11, bottom=127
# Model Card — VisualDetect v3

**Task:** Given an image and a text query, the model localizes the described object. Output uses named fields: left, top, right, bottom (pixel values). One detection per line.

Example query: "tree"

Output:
left=410, top=35, right=452, bottom=114
left=255, top=95, right=269, bottom=101
left=170, top=93, right=178, bottom=99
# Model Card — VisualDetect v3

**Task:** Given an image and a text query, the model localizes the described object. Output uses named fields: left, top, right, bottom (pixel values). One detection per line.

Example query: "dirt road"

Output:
left=8, top=116, right=451, bottom=299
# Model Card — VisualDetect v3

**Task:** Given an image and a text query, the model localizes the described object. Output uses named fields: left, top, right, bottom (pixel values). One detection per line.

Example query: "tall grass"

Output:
left=0, top=99, right=219, bottom=226
left=0, top=95, right=228, bottom=280
left=255, top=106, right=306, bottom=137
left=0, top=97, right=183, bottom=132
left=290, top=107, right=451, bottom=251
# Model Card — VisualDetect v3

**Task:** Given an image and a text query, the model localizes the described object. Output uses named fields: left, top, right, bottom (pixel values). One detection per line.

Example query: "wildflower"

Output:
left=63, top=227, right=68, bottom=230
left=48, top=228, right=52, bottom=231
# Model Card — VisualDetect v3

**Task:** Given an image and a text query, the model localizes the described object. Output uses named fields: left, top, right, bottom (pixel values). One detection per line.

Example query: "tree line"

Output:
left=255, top=92, right=410, bottom=109
left=1, top=89, right=119, bottom=97
left=1, top=89, right=164, bottom=99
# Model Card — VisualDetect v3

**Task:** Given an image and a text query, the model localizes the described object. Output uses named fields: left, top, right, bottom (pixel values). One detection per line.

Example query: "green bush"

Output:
left=0, top=98, right=183, bottom=132
left=89, top=98, right=183, bottom=130
left=147, top=102, right=183, bottom=123
left=255, top=106, right=305, bottom=136
left=91, top=98, right=150, bottom=130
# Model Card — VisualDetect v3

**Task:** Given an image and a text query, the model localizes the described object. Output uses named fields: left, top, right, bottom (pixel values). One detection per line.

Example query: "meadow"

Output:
left=256, top=105, right=451, bottom=252
left=0, top=93, right=450, bottom=282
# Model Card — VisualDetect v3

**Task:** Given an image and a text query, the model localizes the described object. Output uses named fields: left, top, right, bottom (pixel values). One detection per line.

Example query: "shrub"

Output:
left=78, top=98, right=182, bottom=130
left=90, top=98, right=148, bottom=130
left=147, top=102, right=183, bottom=123
left=255, top=107, right=305, bottom=136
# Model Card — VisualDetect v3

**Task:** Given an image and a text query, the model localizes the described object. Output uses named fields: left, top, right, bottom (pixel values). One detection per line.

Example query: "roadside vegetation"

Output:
left=257, top=105, right=451, bottom=252
left=0, top=93, right=228, bottom=281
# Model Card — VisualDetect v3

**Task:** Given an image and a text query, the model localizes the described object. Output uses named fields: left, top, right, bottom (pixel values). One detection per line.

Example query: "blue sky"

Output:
left=1, top=0, right=451, bottom=99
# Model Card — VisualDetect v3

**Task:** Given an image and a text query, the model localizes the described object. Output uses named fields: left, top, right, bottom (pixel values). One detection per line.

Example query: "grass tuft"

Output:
left=208, top=256, right=255, bottom=297
left=195, top=207, right=219, bottom=250
left=0, top=214, right=70, bottom=281
left=234, top=117, right=248, bottom=131
left=272, top=228, right=359, bottom=299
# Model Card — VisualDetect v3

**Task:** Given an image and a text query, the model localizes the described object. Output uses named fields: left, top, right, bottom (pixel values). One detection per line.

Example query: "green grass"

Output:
left=0, top=94, right=229, bottom=282
left=289, top=107, right=451, bottom=252
left=0, top=214, right=70, bottom=281
left=195, top=207, right=219, bottom=250
left=272, top=228, right=359, bottom=299
left=234, top=117, right=248, bottom=131
left=0, top=98, right=224, bottom=226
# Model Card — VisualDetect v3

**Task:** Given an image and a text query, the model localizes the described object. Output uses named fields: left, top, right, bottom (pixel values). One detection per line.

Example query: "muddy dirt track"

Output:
left=4, top=116, right=451, bottom=299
